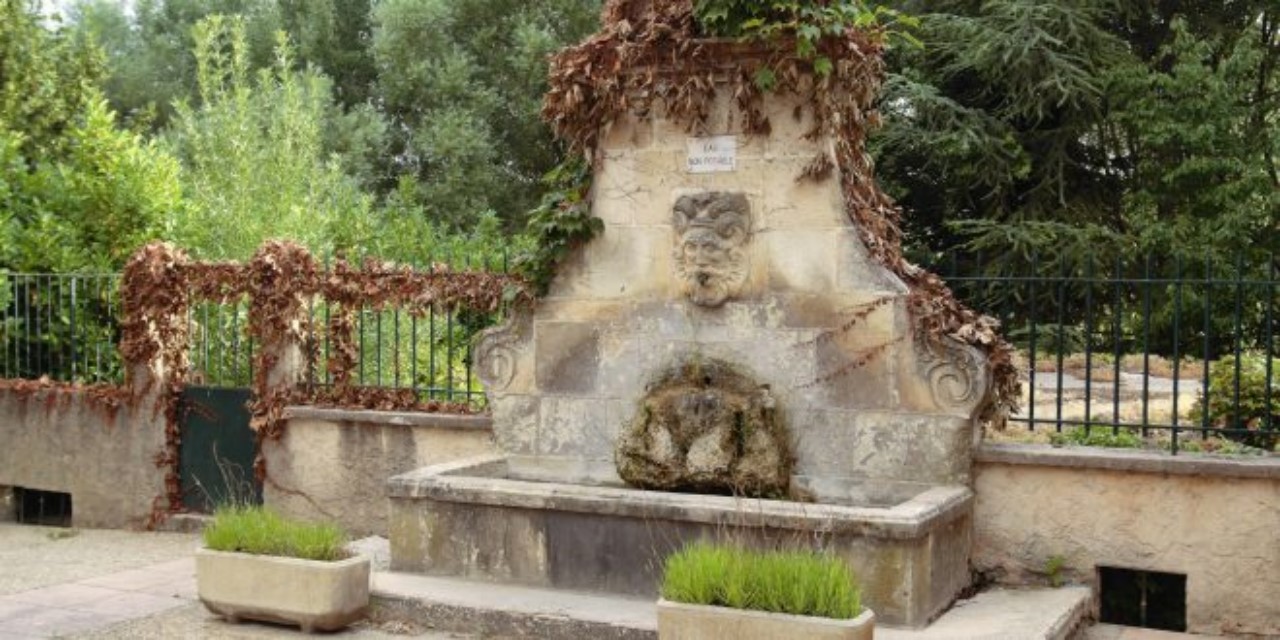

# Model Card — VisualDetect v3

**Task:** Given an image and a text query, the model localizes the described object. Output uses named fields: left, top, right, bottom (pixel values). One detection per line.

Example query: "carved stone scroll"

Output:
left=916, top=334, right=991, bottom=417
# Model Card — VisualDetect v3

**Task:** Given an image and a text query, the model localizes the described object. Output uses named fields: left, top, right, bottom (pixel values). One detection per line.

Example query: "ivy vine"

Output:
left=518, top=155, right=601, bottom=296
left=693, top=0, right=918, bottom=86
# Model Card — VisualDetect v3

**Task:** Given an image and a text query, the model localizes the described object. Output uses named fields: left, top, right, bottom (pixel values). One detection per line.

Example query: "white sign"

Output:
left=686, top=136, right=738, bottom=174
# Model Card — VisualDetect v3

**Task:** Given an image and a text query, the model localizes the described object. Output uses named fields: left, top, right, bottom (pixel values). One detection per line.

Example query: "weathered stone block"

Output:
left=792, top=410, right=971, bottom=486
left=767, top=229, right=838, bottom=293
left=762, top=163, right=847, bottom=231
left=491, top=395, right=539, bottom=456
left=584, top=225, right=671, bottom=299
left=836, top=229, right=909, bottom=295
left=538, top=397, right=613, bottom=459
left=535, top=323, right=600, bottom=394
left=813, top=331, right=899, bottom=411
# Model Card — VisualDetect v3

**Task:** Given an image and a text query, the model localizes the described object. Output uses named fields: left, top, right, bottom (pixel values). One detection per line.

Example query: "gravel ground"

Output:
left=63, top=602, right=474, bottom=640
left=0, top=524, right=199, bottom=597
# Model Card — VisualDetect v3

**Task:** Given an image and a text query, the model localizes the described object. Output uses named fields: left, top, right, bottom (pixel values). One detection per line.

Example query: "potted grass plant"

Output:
left=196, top=505, right=370, bottom=633
left=659, top=541, right=874, bottom=639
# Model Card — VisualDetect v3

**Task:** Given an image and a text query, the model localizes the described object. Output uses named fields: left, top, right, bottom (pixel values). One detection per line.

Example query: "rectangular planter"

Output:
left=657, top=599, right=875, bottom=640
left=196, top=548, right=370, bottom=632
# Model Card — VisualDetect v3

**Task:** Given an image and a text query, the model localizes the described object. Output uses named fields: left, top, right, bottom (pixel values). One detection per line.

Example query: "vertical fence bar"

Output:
left=69, top=276, right=77, bottom=381
left=429, top=305, right=437, bottom=400
left=1054, top=259, right=1067, bottom=432
left=4, top=273, right=11, bottom=379
left=1201, top=254, right=1213, bottom=439
left=1232, top=252, right=1245, bottom=444
left=1084, top=254, right=1095, bottom=433
left=323, top=298, right=331, bottom=387
left=446, top=305, right=456, bottom=402
left=1172, top=255, right=1183, bottom=455
left=394, top=307, right=402, bottom=389
left=46, top=275, right=53, bottom=377
left=1141, top=254, right=1152, bottom=437
left=1027, top=251, right=1038, bottom=431
left=411, top=307, right=419, bottom=398
left=1112, top=255, right=1123, bottom=433
left=1266, top=256, right=1275, bottom=437
left=20, top=275, right=27, bottom=379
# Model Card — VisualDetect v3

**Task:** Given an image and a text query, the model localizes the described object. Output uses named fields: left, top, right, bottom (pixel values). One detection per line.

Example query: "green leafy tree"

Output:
left=0, top=0, right=180, bottom=272
left=870, top=1, right=1277, bottom=356
left=370, top=0, right=601, bottom=229
left=163, top=16, right=371, bottom=261
left=69, top=0, right=281, bottom=128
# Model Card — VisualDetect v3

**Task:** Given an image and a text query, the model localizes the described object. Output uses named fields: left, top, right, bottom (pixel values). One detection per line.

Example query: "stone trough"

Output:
left=388, top=456, right=973, bottom=627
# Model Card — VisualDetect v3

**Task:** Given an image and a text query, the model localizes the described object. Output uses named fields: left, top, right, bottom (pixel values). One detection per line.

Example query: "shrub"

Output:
left=203, top=505, right=348, bottom=562
left=1049, top=426, right=1143, bottom=449
left=661, top=542, right=861, bottom=619
left=1190, top=353, right=1280, bottom=451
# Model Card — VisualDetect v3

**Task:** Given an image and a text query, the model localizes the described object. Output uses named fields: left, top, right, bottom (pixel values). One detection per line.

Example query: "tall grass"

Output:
left=661, top=542, right=862, bottom=619
left=203, top=505, right=349, bottom=562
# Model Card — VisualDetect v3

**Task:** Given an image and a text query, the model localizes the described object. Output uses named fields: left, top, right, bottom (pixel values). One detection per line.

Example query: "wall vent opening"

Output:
left=14, top=487, right=73, bottom=528
left=1098, top=566, right=1186, bottom=631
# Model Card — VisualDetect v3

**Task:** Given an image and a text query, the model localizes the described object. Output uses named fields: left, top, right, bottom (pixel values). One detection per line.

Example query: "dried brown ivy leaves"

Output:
left=542, top=0, right=1020, bottom=421
left=118, top=240, right=525, bottom=516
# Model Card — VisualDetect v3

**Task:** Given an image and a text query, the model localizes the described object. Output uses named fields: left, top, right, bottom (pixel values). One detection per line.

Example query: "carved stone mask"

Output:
left=672, top=192, right=751, bottom=307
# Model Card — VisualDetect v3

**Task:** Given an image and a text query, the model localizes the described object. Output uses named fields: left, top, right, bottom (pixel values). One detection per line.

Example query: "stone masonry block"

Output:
left=767, top=229, right=838, bottom=293
left=535, top=323, right=600, bottom=395
left=538, top=397, right=613, bottom=459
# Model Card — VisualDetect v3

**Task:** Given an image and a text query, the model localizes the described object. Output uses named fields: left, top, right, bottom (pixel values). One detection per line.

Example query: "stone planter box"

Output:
left=657, top=599, right=875, bottom=640
left=196, top=548, right=370, bottom=632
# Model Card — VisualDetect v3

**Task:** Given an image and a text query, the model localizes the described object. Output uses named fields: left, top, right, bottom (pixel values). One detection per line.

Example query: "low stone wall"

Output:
left=263, top=408, right=495, bottom=537
left=0, top=389, right=166, bottom=529
left=973, top=444, right=1280, bottom=636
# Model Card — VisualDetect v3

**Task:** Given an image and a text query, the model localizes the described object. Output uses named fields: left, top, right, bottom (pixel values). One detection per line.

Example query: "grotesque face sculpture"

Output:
left=672, top=192, right=751, bottom=307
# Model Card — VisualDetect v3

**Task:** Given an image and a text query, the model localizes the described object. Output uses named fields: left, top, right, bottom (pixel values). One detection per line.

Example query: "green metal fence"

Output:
left=935, top=252, right=1277, bottom=454
left=0, top=273, right=123, bottom=384
left=301, top=292, right=503, bottom=409
left=7, top=253, right=1275, bottom=453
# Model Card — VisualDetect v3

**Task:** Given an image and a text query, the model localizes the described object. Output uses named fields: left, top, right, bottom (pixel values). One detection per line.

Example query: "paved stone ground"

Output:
left=0, top=524, right=466, bottom=639
left=1082, top=624, right=1228, bottom=640
left=0, top=523, right=1232, bottom=640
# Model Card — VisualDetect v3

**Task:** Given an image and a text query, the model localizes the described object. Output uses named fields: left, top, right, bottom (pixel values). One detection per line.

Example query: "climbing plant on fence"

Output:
left=119, top=241, right=527, bottom=519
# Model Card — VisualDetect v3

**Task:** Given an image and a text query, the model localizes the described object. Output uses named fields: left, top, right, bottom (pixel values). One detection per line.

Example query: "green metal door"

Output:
left=179, top=386, right=261, bottom=513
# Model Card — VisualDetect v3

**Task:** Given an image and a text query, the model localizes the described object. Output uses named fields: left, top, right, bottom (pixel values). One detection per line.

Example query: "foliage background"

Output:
left=0, top=0, right=1275, bottom=361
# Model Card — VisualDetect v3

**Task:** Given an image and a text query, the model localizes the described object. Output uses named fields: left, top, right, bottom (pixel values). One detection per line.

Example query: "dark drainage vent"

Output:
left=15, top=487, right=73, bottom=528
left=1099, top=566, right=1186, bottom=632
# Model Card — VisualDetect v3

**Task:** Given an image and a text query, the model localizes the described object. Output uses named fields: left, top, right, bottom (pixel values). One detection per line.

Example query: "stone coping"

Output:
left=976, top=443, right=1280, bottom=480
left=387, top=456, right=973, bottom=540
left=282, top=406, right=492, bottom=431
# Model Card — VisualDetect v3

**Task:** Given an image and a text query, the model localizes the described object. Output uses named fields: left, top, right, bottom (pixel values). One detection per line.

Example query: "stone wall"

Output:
left=973, top=444, right=1280, bottom=636
left=263, top=408, right=495, bottom=537
left=0, top=389, right=166, bottom=529
left=477, top=93, right=991, bottom=502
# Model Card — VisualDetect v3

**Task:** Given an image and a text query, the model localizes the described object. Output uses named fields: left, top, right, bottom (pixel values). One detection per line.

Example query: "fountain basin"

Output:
left=387, top=455, right=973, bottom=628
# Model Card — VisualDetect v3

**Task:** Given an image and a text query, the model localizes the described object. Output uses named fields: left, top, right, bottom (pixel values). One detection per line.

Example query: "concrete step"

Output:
left=371, top=571, right=1092, bottom=640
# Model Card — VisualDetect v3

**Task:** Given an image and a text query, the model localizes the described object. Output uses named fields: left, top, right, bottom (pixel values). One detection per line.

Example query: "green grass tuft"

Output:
left=661, top=542, right=862, bottom=619
left=203, top=505, right=349, bottom=562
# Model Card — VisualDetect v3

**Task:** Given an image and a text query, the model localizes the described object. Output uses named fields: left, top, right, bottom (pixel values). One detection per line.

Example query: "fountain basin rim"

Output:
left=387, top=455, right=973, bottom=541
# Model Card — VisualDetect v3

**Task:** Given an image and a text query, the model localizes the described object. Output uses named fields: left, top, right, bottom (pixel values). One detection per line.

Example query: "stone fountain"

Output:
left=387, top=22, right=995, bottom=631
